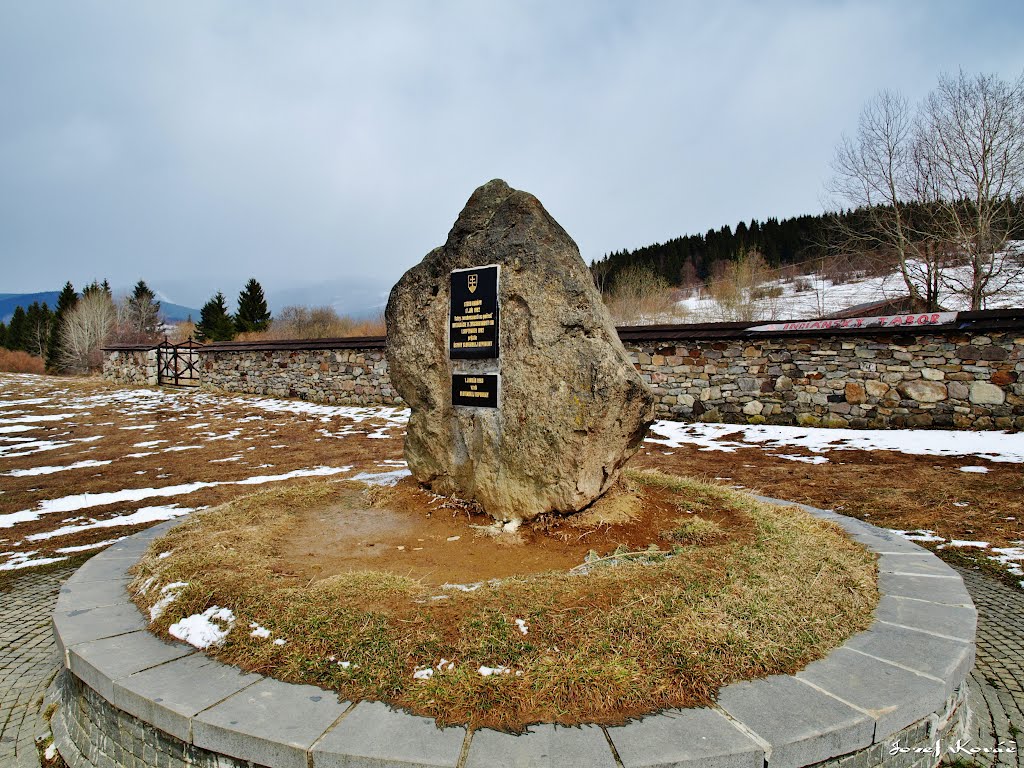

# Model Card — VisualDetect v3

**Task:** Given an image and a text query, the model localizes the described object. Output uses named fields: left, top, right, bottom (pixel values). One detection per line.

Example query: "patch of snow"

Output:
left=249, top=622, right=271, bottom=639
left=0, top=551, right=68, bottom=571
left=647, top=421, right=1024, bottom=463
left=0, top=425, right=33, bottom=434
left=4, top=466, right=353, bottom=529
left=133, top=440, right=167, bottom=448
left=990, top=546, right=1024, bottom=578
left=775, top=454, right=830, bottom=465
left=478, top=665, right=513, bottom=677
left=960, top=466, right=989, bottom=474
left=0, top=413, right=77, bottom=425
left=350, top=468, right=412, bottom=486
left=150, top=582, right=189, bottom=621
left=55, top=538, right=124, bottom=554
left=515, top=618, right=529, bottom=635
left=441, top=582, right=482, bottom=592
left=1, top=459, right=112, bottom=477
left=169, top=606, right=235, bottom=648
left=26, top=505, right=195, bottom=541
left=413, top=667, right=434, bottom=680
left=891, top=529, right=946, bottom=543
left=943, top=540, right=990, bottom=549
left=0, top=398, right=51, bottom=408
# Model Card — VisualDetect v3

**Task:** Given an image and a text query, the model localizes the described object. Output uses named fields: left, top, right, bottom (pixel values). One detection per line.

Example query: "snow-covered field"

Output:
left=675, top=259, right=1024, bottom=322
left=1, top=372, right=1020, bottom=586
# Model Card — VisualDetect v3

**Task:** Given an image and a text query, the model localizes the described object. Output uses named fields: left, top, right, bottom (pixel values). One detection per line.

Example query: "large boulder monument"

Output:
left=386, top=179, right=655, bottom=523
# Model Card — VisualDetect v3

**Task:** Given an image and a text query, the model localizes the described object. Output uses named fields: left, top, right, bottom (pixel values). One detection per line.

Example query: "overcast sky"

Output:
left=2, top=1, right=1023, bottom=311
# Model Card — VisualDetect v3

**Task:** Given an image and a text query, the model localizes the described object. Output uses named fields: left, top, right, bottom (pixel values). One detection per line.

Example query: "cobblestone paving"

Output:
left=958, top=568, right=1024, bottom=768
left=0, top=567, right=69, bottom=768
left=1, top=563, right=1021, bottom=768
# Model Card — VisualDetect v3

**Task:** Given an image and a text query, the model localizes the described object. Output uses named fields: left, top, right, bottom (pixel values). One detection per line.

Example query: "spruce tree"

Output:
left=47, top=282, right=78, bottom=370
left=0, top=322, right=7, bottom=348
left=6, top=306, right=27, bottom=351
left=234, top=278, right=272, bottom=333
left=125, top=280, right=162, bottom=339
left=195, top=292, right=236, bottom=342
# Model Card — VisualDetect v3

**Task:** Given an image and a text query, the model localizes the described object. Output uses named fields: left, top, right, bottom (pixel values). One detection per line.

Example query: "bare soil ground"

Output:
left=276, top=475, right=753, bottom=585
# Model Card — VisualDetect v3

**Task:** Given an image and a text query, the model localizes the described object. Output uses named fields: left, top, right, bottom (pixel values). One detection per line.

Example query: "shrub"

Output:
left=0, top=349, right=46, bottom=374
left=258, top=306, right=386, bottom=340
left=604, top=265, right=687, bottom=325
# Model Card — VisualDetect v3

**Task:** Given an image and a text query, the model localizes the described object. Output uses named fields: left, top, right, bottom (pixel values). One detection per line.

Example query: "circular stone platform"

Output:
left=49, top=499, right=976, bottom=768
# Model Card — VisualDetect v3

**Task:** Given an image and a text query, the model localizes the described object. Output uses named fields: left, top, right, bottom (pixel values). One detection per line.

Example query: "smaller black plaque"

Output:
left=452, top=373, right=499, bottom=408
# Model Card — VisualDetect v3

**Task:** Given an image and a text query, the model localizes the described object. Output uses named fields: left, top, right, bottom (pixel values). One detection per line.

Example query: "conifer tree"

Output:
left=195, top=292, right=236, bottom=342
left=234, top=278, right=272, bottom=333
left=124, top=280, right=162, bottom=339
left=6, top=306, right=27, bottom=351
left=47, top=282, right=78, bottom=370
left=0, top=322, right=6, bottom=348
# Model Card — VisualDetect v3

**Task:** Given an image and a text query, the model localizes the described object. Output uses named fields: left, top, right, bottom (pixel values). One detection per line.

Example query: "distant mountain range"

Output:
left=0, top=292, right=200, bottom=324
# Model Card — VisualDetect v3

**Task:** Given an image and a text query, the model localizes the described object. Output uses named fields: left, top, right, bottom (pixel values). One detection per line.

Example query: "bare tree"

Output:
left=829, top=90, right=945, bottom=310
left=917, top=71, right=1024, bottom=309
left=830, top=72, right=1024, bottom=311
left=60, top=291, right=115, bottom=373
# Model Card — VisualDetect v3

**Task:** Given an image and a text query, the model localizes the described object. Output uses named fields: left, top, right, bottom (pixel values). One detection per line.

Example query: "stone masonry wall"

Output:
left=102, top=349, right=157, bottom=387
left=200, top=347, right=400, bottom=406
left=632, top=330, right=1023, bottom=430
left=102, top=326, right=1024, bottom=429
left=53, top=672, right=253, bottom=768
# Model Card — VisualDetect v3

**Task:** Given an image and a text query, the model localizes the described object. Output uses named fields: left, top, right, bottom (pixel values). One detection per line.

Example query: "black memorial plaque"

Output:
left=452, top=374, right=499, bottom=408
left=449, top=265, right=499, bottom=359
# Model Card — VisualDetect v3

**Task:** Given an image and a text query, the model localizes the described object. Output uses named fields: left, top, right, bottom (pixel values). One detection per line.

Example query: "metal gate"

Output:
left=156, top=337, right=201, bottom=387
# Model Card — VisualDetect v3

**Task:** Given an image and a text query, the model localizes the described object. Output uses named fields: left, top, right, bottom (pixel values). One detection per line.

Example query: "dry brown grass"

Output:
left=131, top=473, right=877, bottom=732
left=0, top=349, right=46, bottom=373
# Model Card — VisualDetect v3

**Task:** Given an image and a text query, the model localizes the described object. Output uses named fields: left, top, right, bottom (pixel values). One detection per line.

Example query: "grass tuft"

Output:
left=665, top=515, right=723, bottom=544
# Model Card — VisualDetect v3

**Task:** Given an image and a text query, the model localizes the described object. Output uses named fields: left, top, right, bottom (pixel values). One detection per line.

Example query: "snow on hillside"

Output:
left=675, top=258, right=1024, bottom=323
